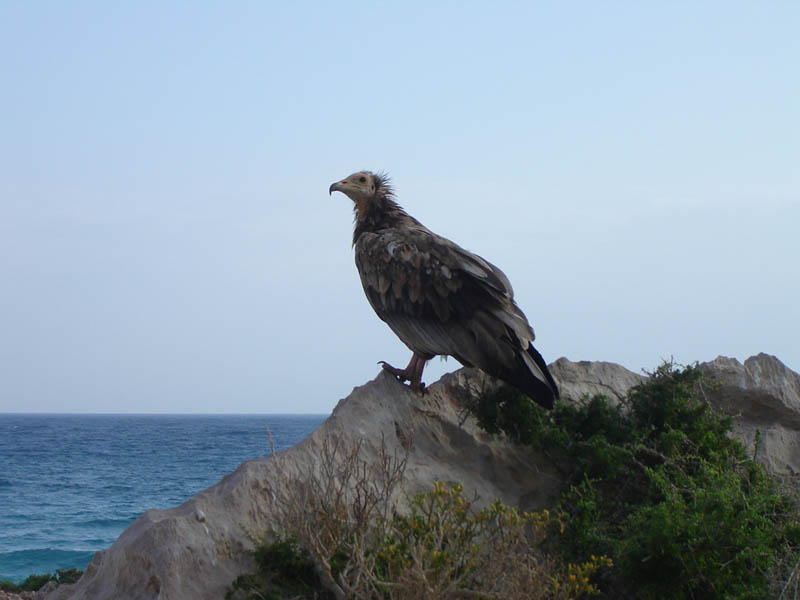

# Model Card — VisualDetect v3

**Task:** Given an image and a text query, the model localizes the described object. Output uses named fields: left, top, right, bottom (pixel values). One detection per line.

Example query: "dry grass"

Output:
left=266, top=434, right=406, bottom=599
left=258, top=431, right=605, bottom=600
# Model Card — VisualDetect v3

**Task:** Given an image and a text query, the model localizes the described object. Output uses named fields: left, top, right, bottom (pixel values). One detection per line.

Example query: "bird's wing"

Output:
left=355, top=227, right=535, bottom=359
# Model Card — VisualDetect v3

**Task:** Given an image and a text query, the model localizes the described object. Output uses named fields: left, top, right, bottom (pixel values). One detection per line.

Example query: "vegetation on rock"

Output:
left=229, top=438, right=607, bottom=599
left=229, top=362, right=800, bottom=599
left=468, top=362, right=800, bottom=599
left=0, top=568, right=83, bottom=593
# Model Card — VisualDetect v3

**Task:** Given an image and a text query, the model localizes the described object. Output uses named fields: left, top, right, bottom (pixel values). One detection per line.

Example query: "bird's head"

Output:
left=329, top=171, right=392, bottom=218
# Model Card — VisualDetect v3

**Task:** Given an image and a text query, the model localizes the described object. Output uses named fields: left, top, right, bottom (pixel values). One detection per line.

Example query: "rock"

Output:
left=550, top=357, right=645, bottom=404
left=551, top=353, right=800, bottom=476
left=1, top=590, right=35, bottom=600
left=39, top=355, right=800, bottom=600
left=700, top=353, right=800, bottom=476
left=40, top=369, right=561, bottom=600
left=32, top=581, right=59, bottom=599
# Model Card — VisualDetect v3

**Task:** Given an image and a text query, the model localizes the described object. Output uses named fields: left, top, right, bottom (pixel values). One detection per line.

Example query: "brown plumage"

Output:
left=329, top=170, right=558, bottom=409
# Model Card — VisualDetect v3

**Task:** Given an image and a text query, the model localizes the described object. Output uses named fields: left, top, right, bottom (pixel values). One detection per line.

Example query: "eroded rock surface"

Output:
left=701, top=353, right=800, bottom=476
left=549, top=357, right=645, bottom=404
left=40, top=354, right=800, bottom=600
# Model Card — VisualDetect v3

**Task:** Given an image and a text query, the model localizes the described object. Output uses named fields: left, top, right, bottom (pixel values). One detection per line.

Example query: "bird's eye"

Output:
left=359, top=176, right=367, bottom=183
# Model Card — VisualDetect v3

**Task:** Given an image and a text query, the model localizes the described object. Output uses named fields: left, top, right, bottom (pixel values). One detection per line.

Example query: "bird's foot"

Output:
left=378, top=361, right=427, bottom=395
left=378, top=361, right=410, bottom=382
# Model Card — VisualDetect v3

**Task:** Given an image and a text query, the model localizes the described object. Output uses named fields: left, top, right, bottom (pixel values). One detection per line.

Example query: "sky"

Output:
left=1, top=1, right=798, bottom=413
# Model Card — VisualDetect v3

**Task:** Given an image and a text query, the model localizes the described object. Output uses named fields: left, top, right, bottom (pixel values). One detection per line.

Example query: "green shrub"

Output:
left=0, top=567, right=83, bottom=593
left=19, top=573, right=53, bottom=591
left=228, top=536, right=335, bottom=600
left=53, top=567, right=83, bottom=585
left=468, top=362, right=800, bottom=599
left=374, top=481, right=560, bottom=598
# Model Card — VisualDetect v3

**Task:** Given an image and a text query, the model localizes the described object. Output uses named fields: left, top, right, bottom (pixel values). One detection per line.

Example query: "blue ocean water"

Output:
left=0, top=414, right=326, bottom=584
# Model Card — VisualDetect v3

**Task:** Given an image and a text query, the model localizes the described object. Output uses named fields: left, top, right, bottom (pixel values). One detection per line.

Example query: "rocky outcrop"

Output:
left=1, top=589, right=36, bottom=600
left=40, top=355, right=800, bottom=600
left=701, top=353, right=800, bottom=476
left=549, top=358, right=646, bottom=404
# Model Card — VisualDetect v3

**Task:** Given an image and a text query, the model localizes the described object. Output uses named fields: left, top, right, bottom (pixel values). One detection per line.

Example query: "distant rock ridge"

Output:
left=40, top=354, right=800, bottom=600
left=700, top=353, right=800, bottom=475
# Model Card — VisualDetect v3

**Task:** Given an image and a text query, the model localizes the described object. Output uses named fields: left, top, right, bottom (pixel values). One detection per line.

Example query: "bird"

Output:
left=329, top=170, right=559, bottom=410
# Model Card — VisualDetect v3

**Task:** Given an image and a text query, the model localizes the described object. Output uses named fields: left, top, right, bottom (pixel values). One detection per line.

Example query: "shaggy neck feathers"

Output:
left=352, top=181, right=421, bottom=245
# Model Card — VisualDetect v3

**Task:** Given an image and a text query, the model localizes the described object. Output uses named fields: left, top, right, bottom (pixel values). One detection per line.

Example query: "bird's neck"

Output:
left=352, top=195, right=421, bottom=245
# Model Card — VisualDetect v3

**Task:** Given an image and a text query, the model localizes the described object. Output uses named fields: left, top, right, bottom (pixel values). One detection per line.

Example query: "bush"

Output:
left=374, top=481, right=567, bottom=599
left=230, top=436, right=608, bottom=599
left=0, top=567, right=83, bottom=593
left=53, top=567, right=83, bottom=585
left=227, top=536, right=332, bottom=600
left=468, top=362, right=800, bottom=599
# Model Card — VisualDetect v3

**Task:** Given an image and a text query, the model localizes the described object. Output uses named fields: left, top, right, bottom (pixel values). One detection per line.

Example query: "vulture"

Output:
left=329, top=171, right=559, bottom=410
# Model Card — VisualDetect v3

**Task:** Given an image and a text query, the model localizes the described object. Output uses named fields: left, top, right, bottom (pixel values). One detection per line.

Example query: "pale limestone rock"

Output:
left=40, top=354, right=800, bottom=600
left=549, top=357, right=645, bottom=404
left=701, top=353, right=800, bottom=476
left=41, top=369, right=560, bottom=600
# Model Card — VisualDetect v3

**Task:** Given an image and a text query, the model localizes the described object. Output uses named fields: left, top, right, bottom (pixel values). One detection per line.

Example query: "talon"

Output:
left=378, top=353, right=429, bottom=393
left=379, top=360, right=410, bottom=382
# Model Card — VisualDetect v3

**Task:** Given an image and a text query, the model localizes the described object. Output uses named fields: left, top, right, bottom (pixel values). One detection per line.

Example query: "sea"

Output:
left=0, top=413, right=326, bottom=584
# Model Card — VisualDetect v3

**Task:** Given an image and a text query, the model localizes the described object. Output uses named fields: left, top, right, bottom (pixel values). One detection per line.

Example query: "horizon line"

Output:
left=0, top=411, right=329, bottom=416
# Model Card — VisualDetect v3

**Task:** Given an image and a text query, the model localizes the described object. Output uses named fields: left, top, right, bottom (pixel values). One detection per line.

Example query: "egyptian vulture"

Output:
left=329, top=171, right=558, bottom=410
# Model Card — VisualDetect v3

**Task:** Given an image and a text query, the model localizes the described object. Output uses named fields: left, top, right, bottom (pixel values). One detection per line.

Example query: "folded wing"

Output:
left=355, top=227, right=558, bottom=408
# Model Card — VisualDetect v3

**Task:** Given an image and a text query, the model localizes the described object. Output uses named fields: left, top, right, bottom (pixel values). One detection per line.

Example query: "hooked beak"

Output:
left=329, top=181, right=344, bottom=196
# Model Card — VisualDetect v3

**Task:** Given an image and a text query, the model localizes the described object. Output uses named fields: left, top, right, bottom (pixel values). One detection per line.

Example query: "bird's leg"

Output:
left=379, top=353, right=428, bottom=393
left=409, top=354, right=428, bottom=393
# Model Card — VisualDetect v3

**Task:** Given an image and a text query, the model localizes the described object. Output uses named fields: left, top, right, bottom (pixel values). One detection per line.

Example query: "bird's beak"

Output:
left=329, top=181, right=344, bottom=196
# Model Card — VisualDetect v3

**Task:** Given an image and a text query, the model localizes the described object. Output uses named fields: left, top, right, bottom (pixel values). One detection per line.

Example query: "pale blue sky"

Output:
left=1, top=2, right=798, bottom=413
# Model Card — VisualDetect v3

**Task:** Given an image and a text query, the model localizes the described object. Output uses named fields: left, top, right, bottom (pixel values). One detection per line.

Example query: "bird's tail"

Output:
left=508, top=343, right=559, bottom=410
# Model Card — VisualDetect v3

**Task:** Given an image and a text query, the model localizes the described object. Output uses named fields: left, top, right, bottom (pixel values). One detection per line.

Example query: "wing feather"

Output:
left=355, top=227, right=532, bottom=360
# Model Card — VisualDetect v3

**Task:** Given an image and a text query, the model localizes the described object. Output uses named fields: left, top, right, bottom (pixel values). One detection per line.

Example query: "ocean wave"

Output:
left=75, top=516, right=136, bottom=529
left=0, top=414, right=326, bottom=584
left=0, top=548, right=95, bottom=584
